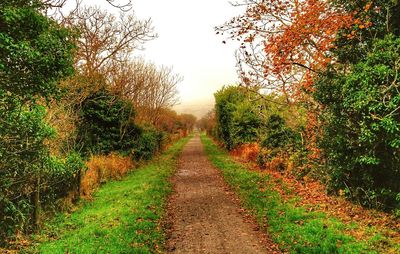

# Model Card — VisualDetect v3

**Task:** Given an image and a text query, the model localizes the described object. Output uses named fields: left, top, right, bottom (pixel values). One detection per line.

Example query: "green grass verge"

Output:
left=200, top=134, right=386, bottom=254
left=26, top=137, right=190, bottom=254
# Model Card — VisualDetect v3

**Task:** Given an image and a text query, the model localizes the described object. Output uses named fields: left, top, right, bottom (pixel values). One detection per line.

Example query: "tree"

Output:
left=218, top=0, right=355, bottom=162
left=111, top=59, right=181, bottom=124
left=313, top=0, right=400, bottom=210
left=218, top=0, right=353, bottom=97
left=64, top=5, right=155, bottom=78
left=0, top=0, right=76, bottom=240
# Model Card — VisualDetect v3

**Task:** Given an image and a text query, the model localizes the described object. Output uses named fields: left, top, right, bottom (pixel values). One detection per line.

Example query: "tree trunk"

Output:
left=33, top=177, right=41, bottom=228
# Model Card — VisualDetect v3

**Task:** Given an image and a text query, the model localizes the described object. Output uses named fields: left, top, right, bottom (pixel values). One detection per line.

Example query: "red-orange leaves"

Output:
left=267, top=0, right=353, bottom=90
left=219, top=0, right=354, bottom=95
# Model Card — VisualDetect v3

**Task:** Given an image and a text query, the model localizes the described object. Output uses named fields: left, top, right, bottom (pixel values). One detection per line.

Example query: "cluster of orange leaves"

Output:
left=80, top=153, right=134, bottom=198
left=266, top=0, right=353, bottom=76
left=236, top=0, right=354, bottom=92
left=230, top=144, right=293, bottom=172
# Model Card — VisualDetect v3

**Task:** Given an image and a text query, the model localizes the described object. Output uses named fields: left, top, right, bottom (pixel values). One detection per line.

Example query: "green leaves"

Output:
left=314, top=35, right=400, bottom=211
left=214, top=85, right=259, bottom=149
left=0, top=4, right=74, bottom=102
left=0, top=0, right=75, bottom=241
left=77, top=89, right=144, bottom=156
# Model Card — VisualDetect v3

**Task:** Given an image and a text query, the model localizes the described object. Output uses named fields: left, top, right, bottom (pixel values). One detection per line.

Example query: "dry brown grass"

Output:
left=229, top=143, right=260, bottom=162
left=81, top=153, right=134, bottom=198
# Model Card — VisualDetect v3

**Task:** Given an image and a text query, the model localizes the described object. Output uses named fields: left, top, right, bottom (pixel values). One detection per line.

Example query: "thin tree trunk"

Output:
left=33, top=177, right=41, bottom=228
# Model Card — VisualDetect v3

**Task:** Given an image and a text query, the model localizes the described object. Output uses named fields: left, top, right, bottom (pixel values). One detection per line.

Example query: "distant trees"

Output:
left=197, top=110, right=216, bottom=136
left=179, top=114, right=197, bottom=133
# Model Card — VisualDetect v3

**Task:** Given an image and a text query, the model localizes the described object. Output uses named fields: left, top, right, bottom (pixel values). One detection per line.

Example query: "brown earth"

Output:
left=165, top=135, right=280, bottom=254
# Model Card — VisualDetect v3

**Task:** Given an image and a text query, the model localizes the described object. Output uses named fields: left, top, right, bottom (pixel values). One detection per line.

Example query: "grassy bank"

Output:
left=26, top=136, right=190, bottom=254
left=201, top=134, right=398, bottom=254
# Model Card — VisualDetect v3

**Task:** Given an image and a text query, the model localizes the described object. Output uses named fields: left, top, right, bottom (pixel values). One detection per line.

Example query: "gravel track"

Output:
left=165, top=135, right=278, bottom=254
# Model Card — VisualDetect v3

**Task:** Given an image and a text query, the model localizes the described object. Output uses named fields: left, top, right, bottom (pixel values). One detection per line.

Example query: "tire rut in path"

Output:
left=165, top=135, right=278, bottom=254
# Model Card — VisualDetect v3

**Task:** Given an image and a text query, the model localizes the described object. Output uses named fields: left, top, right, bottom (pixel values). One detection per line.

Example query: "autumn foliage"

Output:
left=220, top=0, right=353, bottom=96
left=230, top=143, right=260, bottom=162
left=216, top=0, right=400, bottom=214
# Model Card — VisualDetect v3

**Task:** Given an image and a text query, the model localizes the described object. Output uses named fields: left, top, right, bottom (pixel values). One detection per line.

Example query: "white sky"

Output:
left=74, top=0, right=243, bottom=118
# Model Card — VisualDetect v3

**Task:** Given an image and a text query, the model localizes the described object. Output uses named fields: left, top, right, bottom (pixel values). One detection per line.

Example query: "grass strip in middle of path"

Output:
left=30, top=137, right=190, bottom=254
left=201, top=134, right=382, bottom=254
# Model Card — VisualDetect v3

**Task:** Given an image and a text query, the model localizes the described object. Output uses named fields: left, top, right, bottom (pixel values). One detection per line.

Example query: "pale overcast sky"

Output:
left=72, top=0, right=243, bottom=117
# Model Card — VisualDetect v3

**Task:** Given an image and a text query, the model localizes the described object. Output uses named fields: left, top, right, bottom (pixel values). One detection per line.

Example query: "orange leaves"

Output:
left=364, top=2, right=373, bottom=12
left=244, top=34, right=255, bottom=43
left=221, top=0, right=354, bottom=96
left=267, top=0, right=353, bottom=74
left=230, top=143, right=260, bottom=162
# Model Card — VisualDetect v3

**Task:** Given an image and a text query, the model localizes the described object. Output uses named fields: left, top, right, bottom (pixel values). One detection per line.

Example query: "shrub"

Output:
left=314, top=35, right=400, bottom=211
left=76, top=89, right=142, bottom=156
left=214, top=86, right=260, bottom=149
left=258, top=114, right=303, bottom=171
left=231, top=101, right=263, bottom=146
left=230, top=143, right=260, bottom=162
left=132, top=127, right=165, bottom=161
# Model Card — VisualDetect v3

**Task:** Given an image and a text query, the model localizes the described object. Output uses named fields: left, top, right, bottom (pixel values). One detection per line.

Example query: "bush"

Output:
left=258, top=114, right=303, bottom=172
left=314, top=35, right=400, bottom=211
left=43, top=152, right=84, bottom=202
left=76, top=89, right=142, bottom=156
left=231, top=101, right=263, bottom=146
left=0, top=147, right=83, bottom=242
left=132, top=127, right=165, bottom=161
left=214, top=86, right=259, bottom=149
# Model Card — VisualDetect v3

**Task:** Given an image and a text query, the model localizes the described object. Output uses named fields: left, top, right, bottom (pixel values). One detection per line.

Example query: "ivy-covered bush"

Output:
left=314, top=35, right=400, bottom=210
left=76, top=89, right=142, bottom=156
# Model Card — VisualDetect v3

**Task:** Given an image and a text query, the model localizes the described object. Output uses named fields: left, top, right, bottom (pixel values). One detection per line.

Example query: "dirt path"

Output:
left=165, top=135, right=278, bottom=254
